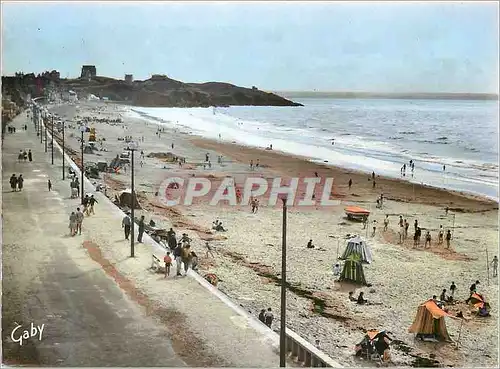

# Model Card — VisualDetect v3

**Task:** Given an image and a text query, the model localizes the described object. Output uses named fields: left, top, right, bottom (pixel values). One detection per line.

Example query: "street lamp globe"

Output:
left=79, top=125, right=87, bottom=133
left=128, top=141, right=138, bottom=151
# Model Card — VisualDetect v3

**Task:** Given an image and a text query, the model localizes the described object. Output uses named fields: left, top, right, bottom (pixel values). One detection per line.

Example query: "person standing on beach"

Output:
left=28, top=149, right=33, bottom=162
left=438, top=225, right=444, bottom=245
left=383, top=215, right=389, bottom=232
left=404, top=219, right=409, bottom=239
left=23, top=150, right=28, bottom=162
left=250, top=160, right=254, bottom=170
left=414, top=219, right=418, bottom=232
left=48, top=179, right=52, bottom=191
left=122, top=212, right=132, bottom=240
left=449, top=282, right=457, bottom=298
left=372, top=180, right=376, bottom=189
left=372, top=171, right=375, bottom=180
left=399, top=216, right=404, bottom=228
left=372, top=221, right=377, bottom=237
left=399, top=223, right=404, bottom=244
left=137, top=215, right=145, bottom=243
left=10, top=174, right=18, bottom=192
left=491, top=256, right=498, bottom=277
left=445, top=230, right=452, bottom=248
left=416, top=227, right=422, bottom=246
left=264, top=308, right=274, bottom=328
left=424, top=231, right=432, bottom=248
left=17, top=174, right=24, bottom=191
left=348, top=178, right=352, bottom=190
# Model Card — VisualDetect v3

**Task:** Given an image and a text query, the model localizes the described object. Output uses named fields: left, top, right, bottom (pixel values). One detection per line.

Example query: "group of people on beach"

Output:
left=382, top=215, right=453, bottom=249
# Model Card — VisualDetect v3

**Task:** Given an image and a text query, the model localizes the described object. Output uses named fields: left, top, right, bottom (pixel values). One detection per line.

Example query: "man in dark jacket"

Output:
left=137, top=215, right=145, bottom=243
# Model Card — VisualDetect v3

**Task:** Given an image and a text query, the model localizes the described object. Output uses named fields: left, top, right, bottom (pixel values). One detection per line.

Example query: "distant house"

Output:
left=151, top=74, right=168, bottom=80
left=125, top=74, right=133, bottom=83
left=252, top=86, right=258, bottom=90
left=81, top=65, right=97, bottom=80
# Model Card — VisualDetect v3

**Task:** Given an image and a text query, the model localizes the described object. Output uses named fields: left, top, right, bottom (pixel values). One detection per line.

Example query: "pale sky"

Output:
left=1, top=1, right=498, bottom=93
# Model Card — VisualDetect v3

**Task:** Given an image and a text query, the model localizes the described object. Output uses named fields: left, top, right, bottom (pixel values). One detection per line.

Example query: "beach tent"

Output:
left=469, top=293, right=490, bottom=310
left=118, top=189, right=142, bottom=210
left=340, top=236, right=373, bottom=264
left=339, top=254, right=368, bottom=285
left=408, top=299, right=457, bottom=342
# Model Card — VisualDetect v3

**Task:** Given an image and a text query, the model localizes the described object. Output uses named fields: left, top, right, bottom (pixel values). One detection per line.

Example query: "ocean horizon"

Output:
left=127, top=97, right=499, bottom=201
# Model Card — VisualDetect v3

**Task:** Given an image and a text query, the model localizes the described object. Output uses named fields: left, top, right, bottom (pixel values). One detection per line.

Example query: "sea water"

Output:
left=128, top=98, right=499, bottom=201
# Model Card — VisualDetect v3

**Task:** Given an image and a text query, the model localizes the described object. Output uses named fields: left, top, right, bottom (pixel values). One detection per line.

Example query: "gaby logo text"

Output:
left=157, top=177, right=341, bottom=207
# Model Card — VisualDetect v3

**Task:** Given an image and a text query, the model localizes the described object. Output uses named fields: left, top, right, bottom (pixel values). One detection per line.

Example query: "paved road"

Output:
left=2, top=112, right=186, bottom=366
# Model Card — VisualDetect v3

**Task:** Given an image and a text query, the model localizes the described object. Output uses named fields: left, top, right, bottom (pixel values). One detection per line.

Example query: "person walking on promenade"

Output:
left=28, top=149, right=32, bottom=162
left=438, top=225, right=444, bottom=245
left=264, top=308, right=274, bottom=328
left=23, top=150, right=27, bottom=162
left=10, top=174, right=18, bottom=192
left=18, top=150, right=23, bottom=163
left=137, top=215, right=145, bottom=243
left=88, top=195, right=98, bottom=215
left=82, top=194, right=90, bottom=214
left=75, top=178, right=80, bottom=197
left=181, top=244, right=192, bottom=274
left=258, top=309, right=266, bottom=323
left=163, top=252, right=172, bottom=278
left=69, top=211, right=77, bottom=237
left=75, top=207, right=84, bottom=235
left=491, top=256, right=498, bottom=277
left=17, top=174, right=24, bottom=191
left=174, top=243, right=183, bottom=276
left=122, top=212, right=131, bottom=240
left=48, top=179, right=52, bottom=191
left=445, top=230, right=452, bottom=249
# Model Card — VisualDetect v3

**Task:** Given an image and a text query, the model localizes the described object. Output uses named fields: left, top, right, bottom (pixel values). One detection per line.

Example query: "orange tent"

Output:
left=408, top=299, right=457, bottom=341
left=469, top=293, right=490, bottom=309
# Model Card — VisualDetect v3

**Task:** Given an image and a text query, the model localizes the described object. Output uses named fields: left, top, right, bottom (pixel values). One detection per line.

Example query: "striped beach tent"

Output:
left=340, top=236, right=373, bottom=264
left=339, top=254, right=368, bottom=286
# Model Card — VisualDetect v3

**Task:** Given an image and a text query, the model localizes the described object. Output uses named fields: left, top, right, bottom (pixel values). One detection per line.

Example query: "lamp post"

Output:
left=62, top=121, right=65, bottom=180
left=51, top=115, right=54, bottom=165
left=279, top=195, right=288, bottom=367
left=39, top=108, right=43, bottom=143
left=127, top=141, right=139, bottom=257
left=44, top=113, right=48, bottom=152
left=79, top=125, right=87, bottom=203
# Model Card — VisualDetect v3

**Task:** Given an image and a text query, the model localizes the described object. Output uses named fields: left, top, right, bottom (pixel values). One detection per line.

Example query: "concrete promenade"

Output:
left=2, top=111, right=282, bottom=366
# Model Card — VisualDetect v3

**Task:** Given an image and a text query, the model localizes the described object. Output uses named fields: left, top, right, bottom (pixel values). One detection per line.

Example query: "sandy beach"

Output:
left=49, top=101, right=499, bottom=368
